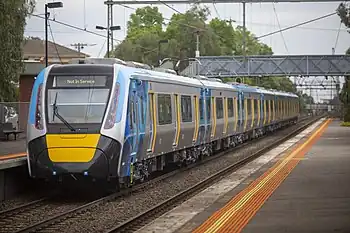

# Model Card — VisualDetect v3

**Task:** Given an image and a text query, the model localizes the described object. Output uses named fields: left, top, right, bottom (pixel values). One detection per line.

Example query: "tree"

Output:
left=112, top=5, right=273, bottom=67
left=112, top=5, right=293, bottom=95
left=0, top=0, right=35, bottom=102
left=127, top=6, right=164, bottom=42
left=337, top=2, right=350, bottom=121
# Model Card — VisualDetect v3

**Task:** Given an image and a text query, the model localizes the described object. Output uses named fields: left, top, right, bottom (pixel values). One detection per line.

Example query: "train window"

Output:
left=128, top=101, right=134, bottom=129
left=140, top=96, right=144, bottom=123
left=216, top=97, right=223, bottom=119
left=158, top=94, right=172, bottom=125
left=237, top=98, right=241, bottom=119
left=247, top=99, right=252, bottom=115
left=206, top=96, right=211, bottom=121
left=199, top=97, right=204, bottom=121
left=181, top=95, right=192, bottom=122
left=227, top=98, right=234, bottom=118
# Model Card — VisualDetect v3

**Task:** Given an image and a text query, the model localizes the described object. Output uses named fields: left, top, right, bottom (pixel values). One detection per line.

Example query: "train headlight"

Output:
left=35, top=84, right=43, bottom=130
left=103, top=83, right=120, bottom=129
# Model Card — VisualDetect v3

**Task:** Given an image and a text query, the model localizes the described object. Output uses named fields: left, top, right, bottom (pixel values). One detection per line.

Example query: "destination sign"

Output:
left=55, top=75, right=107, bottom=87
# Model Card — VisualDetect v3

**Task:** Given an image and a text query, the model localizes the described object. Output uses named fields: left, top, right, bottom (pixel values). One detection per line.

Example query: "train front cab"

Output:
left=27, top=64, right=124, bottom=182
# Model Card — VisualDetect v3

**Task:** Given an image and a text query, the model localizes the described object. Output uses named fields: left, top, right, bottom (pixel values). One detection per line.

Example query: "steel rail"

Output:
left=106, top=115, right=324, bottom=233
left=12, top=115, right=315, bottom=233
left=0, top=197, right=50, bottom=218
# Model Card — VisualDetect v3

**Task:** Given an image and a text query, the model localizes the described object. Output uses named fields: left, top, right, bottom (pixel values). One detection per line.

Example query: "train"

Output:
left=26, top=58, right=300, bottom=189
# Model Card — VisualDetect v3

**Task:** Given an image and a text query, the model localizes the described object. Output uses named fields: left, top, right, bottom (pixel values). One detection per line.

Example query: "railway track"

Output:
left=0, top=196, right=90, bottom=233
left=2, top=115, right=320, bottom=233
left=106, top=115, right=324, bottom=233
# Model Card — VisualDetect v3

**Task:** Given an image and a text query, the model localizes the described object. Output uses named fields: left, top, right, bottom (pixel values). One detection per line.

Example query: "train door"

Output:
left=260, top=93, right=264, bottom=127
left=121, top=79, right=147, bottom=183
left=197, top=88, right=206, bottom=144
left=204, top=88, right=211, bottom=143
left=238, top=91, right=244, bottom=133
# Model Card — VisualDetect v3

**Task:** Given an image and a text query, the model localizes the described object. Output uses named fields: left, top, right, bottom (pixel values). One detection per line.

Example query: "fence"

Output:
left=0, top=102, right=30, bottom=133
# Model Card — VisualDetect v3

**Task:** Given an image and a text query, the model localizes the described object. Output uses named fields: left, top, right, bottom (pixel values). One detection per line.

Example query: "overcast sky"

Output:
left=25, top=0, right=349, bottom=103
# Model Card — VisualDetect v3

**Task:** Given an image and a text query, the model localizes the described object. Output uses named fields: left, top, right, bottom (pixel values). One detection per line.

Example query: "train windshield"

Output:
left=46, top=75, right=112, bottom=124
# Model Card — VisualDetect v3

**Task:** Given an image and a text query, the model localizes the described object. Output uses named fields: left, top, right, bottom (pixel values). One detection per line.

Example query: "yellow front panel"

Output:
left=46, top=134, right=100, bottom=162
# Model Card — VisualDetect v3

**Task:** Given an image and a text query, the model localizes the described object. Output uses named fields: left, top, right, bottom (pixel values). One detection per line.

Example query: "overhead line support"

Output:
left=104, top=0, right=343, bottom=4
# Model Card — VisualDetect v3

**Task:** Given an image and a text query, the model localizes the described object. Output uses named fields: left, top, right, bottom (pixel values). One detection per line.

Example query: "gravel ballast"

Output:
left=36, top=121, right=309, bottom=233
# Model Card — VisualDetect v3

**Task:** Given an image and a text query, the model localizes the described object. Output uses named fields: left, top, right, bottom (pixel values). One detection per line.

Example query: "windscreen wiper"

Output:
left=52, top=93, right=76, bottom=132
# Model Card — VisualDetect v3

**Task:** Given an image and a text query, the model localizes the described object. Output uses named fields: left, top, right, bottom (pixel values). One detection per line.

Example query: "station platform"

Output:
left=0, top=138, right=26, bottom=170
left=136, top=118, right=350, bottom=233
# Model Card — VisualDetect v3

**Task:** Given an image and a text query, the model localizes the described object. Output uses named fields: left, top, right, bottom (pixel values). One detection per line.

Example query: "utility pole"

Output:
left=195, top=30, right=200, bottom=58
left=242, top=1, right=246, bottom=60
left=70, top=43, right=96, bottom=57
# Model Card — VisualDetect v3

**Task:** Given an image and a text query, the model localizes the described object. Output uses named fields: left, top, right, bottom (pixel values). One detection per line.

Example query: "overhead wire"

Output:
left=272, top=3, right=289, bottom=54
left=212, top=3, right=221, bottom=18
left=333, top=20, right=342, bottom=52
left=30, top=8, right=337, bottom=56
left=120, top=1, right=228, bottom=41
left=98, top=40, right=107, bottom=57
left=31, top=13, right=120, bottom=42
left=48, top=21, right=63, bottom=64
left=256, top=12, right=337, bottom=39
left=25, top=24, right=348, bottom=34
left=30, top=13, right=160, bottom=55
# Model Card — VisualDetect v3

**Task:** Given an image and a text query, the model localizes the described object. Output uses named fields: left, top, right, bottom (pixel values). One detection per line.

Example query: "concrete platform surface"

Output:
left=241, top=119, right=350, bottom=233
left=0, top=138, right=26, bottom=157
left=0, top=137, right=26, bottom=170
left=135, top=119, right=328, bottom=233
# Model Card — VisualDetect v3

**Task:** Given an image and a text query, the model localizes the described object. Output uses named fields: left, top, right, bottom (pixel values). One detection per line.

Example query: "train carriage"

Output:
left=26, top=60, right=300, bottom=189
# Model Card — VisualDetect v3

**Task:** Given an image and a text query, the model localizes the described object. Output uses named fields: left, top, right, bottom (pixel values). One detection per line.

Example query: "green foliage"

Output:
left=337, top=3, right=350, bottom=28
left=340, top=122, right=350, bottom=127
left=112, top=4, right=312, bottom=112
left=0, top=0, right=35, bottom=102
left=127, top=6, right=164, bottom=41
left=113, top=4, right=272, bottom=67
left=337, top=2, right=350, bottom=121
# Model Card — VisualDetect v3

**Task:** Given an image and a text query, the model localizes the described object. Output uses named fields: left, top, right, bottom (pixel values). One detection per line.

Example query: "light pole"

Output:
left=96, top=25, right=121, bottom=58
left=45, top=2, right=63, bottom=67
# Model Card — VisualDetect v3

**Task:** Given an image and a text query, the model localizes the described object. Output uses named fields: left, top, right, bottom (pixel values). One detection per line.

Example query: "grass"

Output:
left=341, top=122, right=350, bottom=127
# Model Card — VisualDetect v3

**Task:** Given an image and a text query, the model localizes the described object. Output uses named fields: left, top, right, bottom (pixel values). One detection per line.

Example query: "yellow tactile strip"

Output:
left=0, top=152, right=26, bottom=161
left=193, top=118, right=332, bottom=233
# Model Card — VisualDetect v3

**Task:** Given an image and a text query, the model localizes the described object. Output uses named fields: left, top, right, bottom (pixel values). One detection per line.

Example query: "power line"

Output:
left=213, top=3, right=221, bottom=18
left=117, top=3, right=227, bottom=40
left=158, top=0, right=182, bottom=14
left=25, top=24, right=349, bottom=34
left=98, top=40, right=107, bottom=57
left=30, top=13, right=120, bottom=42
left=48, top=21, right=62, bottom=64
left=30, top=13, right=160, bottom=55
left=272, top=3, right=289, bottom=54
left=334, top=20, right=342, bottom=51
left=70, top=43, right=97, bottom=57
left=257, top=12, right=337, bottom=39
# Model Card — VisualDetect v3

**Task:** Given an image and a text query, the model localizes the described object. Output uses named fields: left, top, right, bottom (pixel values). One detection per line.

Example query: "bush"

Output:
left=341, top=122, right=350, bottom=127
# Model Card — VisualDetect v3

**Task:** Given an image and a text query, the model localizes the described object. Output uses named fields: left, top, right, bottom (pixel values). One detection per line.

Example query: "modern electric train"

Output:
left=26, top=58, right=300, bottom=188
